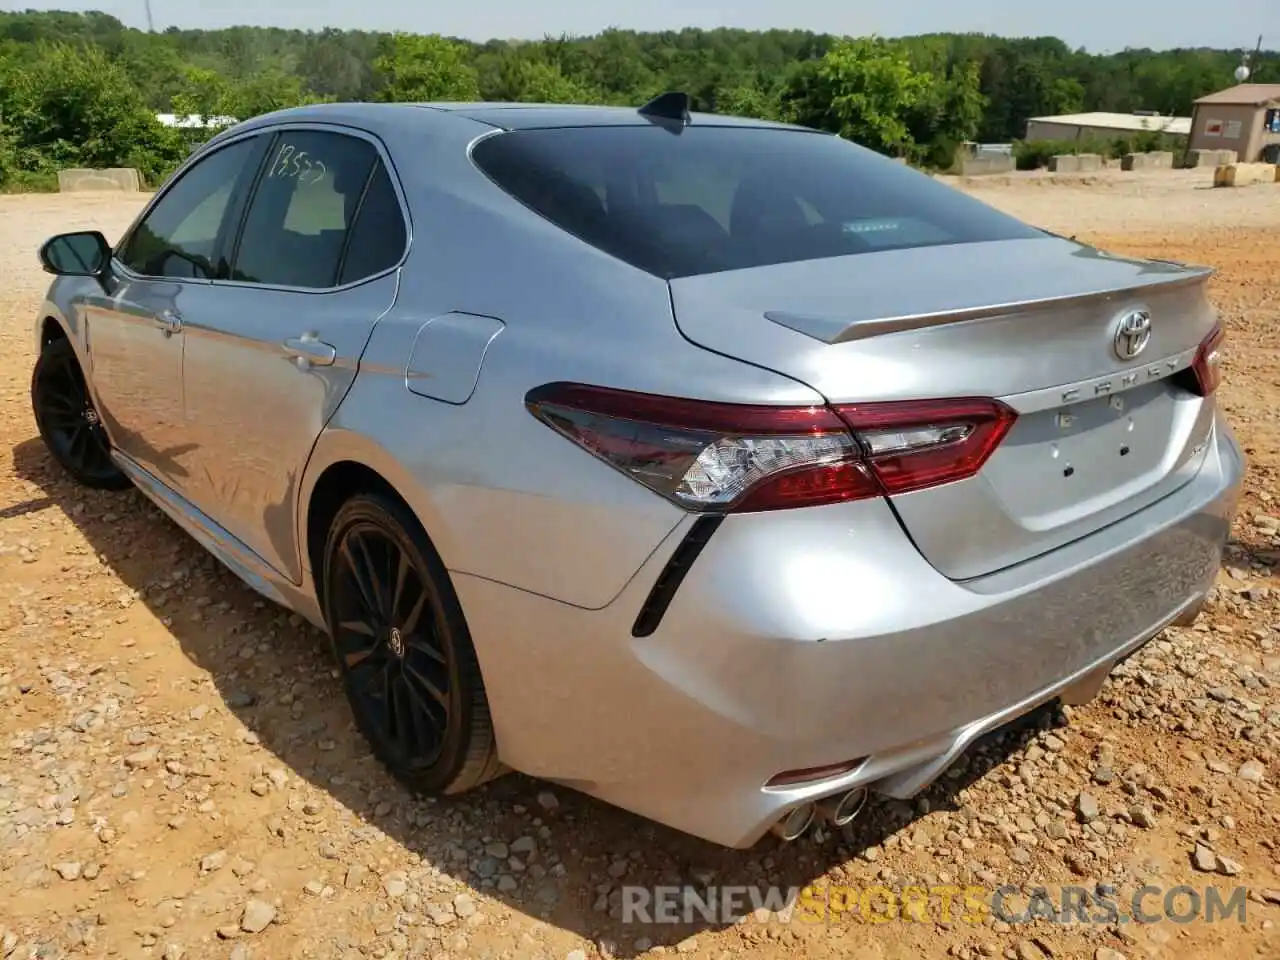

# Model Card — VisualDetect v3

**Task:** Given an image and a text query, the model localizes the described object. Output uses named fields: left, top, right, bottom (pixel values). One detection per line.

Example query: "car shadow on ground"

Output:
left=13, top=435, right=1064, bottom=957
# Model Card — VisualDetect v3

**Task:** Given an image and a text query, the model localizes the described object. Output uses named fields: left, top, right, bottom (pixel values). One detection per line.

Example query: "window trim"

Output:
left=217, top=121, right=412, bottom=295
left=112, top=132, right=272, bottom=285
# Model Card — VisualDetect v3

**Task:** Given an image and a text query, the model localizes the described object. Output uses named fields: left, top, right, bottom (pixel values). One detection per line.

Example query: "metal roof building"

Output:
left=1024, top=112, right=1192, bottom=142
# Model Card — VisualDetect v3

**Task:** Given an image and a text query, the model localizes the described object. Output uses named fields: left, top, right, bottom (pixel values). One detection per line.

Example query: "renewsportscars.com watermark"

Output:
left=620, top=883, right=1250, bottom=926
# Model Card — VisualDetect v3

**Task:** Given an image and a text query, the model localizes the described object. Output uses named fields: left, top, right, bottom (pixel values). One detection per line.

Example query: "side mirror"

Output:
left=38, top=231, right=113, bottom=278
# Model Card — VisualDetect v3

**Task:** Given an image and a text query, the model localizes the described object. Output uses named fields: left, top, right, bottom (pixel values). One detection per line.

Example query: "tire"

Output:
left=321, top=491, right=503, bottom=795
left=30, top=336, right=131, bottom=490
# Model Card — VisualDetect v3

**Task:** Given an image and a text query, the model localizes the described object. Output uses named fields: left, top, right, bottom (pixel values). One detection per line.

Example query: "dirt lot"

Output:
left=1, top=170, right=1278, bottom=960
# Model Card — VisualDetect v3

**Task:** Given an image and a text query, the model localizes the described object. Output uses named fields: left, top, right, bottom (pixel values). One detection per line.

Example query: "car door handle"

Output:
left=155, top=308, right=182, bottom=335
left=283, top=334, right=337, bottom=368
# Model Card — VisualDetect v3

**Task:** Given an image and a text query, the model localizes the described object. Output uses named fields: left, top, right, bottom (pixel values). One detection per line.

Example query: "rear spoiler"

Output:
left=765, top=265, right=1215, bottom=344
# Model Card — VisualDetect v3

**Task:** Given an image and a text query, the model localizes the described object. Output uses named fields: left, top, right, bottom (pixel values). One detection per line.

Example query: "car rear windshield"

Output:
left=469, top=124, right=1045, bottom=279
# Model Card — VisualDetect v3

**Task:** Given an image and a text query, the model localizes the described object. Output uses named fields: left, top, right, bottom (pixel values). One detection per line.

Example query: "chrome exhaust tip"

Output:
left=769, top=802, right=816, bottom=841
left=817, top=787, right=868, bottom=827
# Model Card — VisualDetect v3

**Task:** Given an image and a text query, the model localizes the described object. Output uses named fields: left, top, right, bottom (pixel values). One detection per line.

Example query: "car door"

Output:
left=84, top=133, right=269, bottom=489
left=180, top=125, right=408, bottom=583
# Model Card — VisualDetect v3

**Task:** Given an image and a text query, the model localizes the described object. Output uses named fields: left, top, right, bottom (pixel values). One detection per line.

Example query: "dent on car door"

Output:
left=85, top=133, right=269, bottom=490
left=181, top=128, right=406, bottom=582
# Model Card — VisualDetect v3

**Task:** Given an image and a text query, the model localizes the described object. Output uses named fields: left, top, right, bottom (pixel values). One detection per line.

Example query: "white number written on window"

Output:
left=268, top=142, right=328, bottom=185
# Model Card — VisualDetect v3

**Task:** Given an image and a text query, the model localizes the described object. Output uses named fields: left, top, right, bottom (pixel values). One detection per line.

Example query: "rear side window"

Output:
left=471, top=126, right=1044, bottom=279
left=230, top=131, right=389, bottom=288
left=338, top=162, right=407, bottom=286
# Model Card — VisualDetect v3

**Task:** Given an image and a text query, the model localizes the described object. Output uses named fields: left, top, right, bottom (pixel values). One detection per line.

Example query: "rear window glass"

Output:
left=470, top=125, right=1045, bottom=279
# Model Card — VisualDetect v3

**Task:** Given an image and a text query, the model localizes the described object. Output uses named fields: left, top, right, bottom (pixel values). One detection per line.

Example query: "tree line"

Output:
left=0, top=9, right=1275, bottom=189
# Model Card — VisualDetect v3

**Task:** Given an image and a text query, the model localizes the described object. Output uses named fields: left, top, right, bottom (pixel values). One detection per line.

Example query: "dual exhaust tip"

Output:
left=769, top=786, right=868, bottom=841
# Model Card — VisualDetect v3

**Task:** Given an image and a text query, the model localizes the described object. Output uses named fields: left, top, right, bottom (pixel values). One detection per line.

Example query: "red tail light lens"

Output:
left=525, top=383, right=1017, bottom=513
left=1187, top=323, right=1225, bottom=396
left=836, top=398, right=1018, bottom=495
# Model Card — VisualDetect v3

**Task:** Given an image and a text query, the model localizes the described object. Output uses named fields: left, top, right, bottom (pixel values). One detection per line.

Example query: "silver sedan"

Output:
left=30, top=94, right=1244, bottom=848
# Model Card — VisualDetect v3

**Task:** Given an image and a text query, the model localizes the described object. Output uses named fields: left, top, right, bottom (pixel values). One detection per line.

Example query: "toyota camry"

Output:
left=30, top=94, right=1243, bottom=848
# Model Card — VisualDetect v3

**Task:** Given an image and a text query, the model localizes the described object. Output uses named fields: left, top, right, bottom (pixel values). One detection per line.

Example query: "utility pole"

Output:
left=143, top=0, right=155, bottom=32
left=1234, top=35, right=1263, bottom=83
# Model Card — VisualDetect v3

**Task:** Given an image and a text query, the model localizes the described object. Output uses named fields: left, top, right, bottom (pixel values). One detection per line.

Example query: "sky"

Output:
left=5, top=0, right=1274, bottom=54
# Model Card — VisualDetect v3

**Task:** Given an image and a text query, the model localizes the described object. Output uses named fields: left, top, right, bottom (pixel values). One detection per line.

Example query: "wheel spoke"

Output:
left=401, top=588, right=428, bottom=635
left=341, top=537, right=381, bottom=620
left=67, top=425, right=90, bottom=465
left=343, top=641, right=383, bottom=669
left=392, top=676, right=418, bottom=747
left=400, top=670, right=446, bottom=736
left=338, top=618, right=378, bottom=638
left=391, top=550, right=410, bottom=623
left=406, top=634, right=447, bottom=667
left=83, top=440, right=106, bottom=474
left=59, top=369, right=87, bottom=407
left=404, top=662, right=448, bottom=708
left=42, top=394, right=81, bottom=417
left=353, top=656, right=388, bottom=698
left=42, top=410, right=83, bottom=432
left=382, top=665, right=397, bottom=736
left=354, top=533, right=390, bottom=616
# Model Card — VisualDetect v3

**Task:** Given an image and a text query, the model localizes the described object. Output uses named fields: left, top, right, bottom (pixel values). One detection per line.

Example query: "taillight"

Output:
left=525, top=383, right=1016, bottom=513
left=836, top=398, right=1017, bottom=495
left=1187, top=323, right=1225, bottom=396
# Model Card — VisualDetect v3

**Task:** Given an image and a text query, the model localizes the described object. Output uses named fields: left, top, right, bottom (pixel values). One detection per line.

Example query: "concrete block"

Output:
left=1075, top=153, right=1103, bottom=172
left=1048, top=154, right=1080, bottom=173
left=958, top=155, right=1015, bottom=176
left=1122, top=151, right=1176, bottom=171
left=1212, top=163, right=1279, bottom=187
left=1185, top=149, right=1233, bottom=169
left=57, top=167, right=142, bottom=193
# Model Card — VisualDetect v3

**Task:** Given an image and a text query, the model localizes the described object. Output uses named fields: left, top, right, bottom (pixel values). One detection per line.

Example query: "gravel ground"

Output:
left=1, top=170, right=1278, bottom=960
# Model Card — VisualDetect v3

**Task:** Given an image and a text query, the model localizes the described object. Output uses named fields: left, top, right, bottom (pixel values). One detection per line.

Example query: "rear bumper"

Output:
left=456, top=412, right=1244, bottom=849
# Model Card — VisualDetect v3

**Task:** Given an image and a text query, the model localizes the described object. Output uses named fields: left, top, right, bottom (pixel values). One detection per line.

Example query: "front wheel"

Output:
left=30, top=336, right=130, bottom=490
left=322, top=492, right=503, bottom=795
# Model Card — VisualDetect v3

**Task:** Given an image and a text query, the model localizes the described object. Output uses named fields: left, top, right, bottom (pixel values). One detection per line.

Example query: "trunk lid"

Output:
left=667, top=236, right=1221, bottom=580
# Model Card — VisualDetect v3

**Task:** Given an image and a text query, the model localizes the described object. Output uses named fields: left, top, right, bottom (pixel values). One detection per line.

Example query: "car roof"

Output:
left=417, top=101, right=809, bottom=132
left=225, top=99, right=813, bottom=136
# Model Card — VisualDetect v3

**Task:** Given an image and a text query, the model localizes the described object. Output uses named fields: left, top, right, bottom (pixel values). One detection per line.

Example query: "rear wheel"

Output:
left=322, top=492, right=503, bottom=795
left=31, top=336, right=130, bottom=490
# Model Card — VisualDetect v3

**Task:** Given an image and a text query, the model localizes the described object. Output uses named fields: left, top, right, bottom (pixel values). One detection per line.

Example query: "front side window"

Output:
left=471, top=125, right=1045, bottom=279
left=118, top=136, right=263, bottom=279
left=229, top=131, right=382, bottom=288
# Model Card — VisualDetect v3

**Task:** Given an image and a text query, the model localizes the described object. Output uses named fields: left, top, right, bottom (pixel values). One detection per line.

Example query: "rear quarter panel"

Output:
left=302, top=120, right=826, bottom=609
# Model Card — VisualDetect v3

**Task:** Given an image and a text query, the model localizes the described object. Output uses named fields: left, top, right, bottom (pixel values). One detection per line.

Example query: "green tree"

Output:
left=170, top=65, right=231, bottom=121
left=220, top=69, right=333, bottom=119
left=714, top=82, right=780, bottom=120
left=373, top=33, right=480, bottom=102
left=0, top=40, right=183, bottom=182
left=782, top=36, right=929, bottom=156
left=904, top=60, right=988, bottom=166
left=2, top=10, right=1279, bottom=190
left=490, top=51, right=601, bottom=103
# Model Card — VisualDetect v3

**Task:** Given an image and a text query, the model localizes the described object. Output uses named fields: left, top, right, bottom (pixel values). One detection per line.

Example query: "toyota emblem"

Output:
left=1113, top=309, right=1153, bottom=361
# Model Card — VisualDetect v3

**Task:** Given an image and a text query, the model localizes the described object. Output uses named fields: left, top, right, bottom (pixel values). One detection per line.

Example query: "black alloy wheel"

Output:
left=322, top=493, right=502, bottom=794
left=31, top=336, right=130, bottom=490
